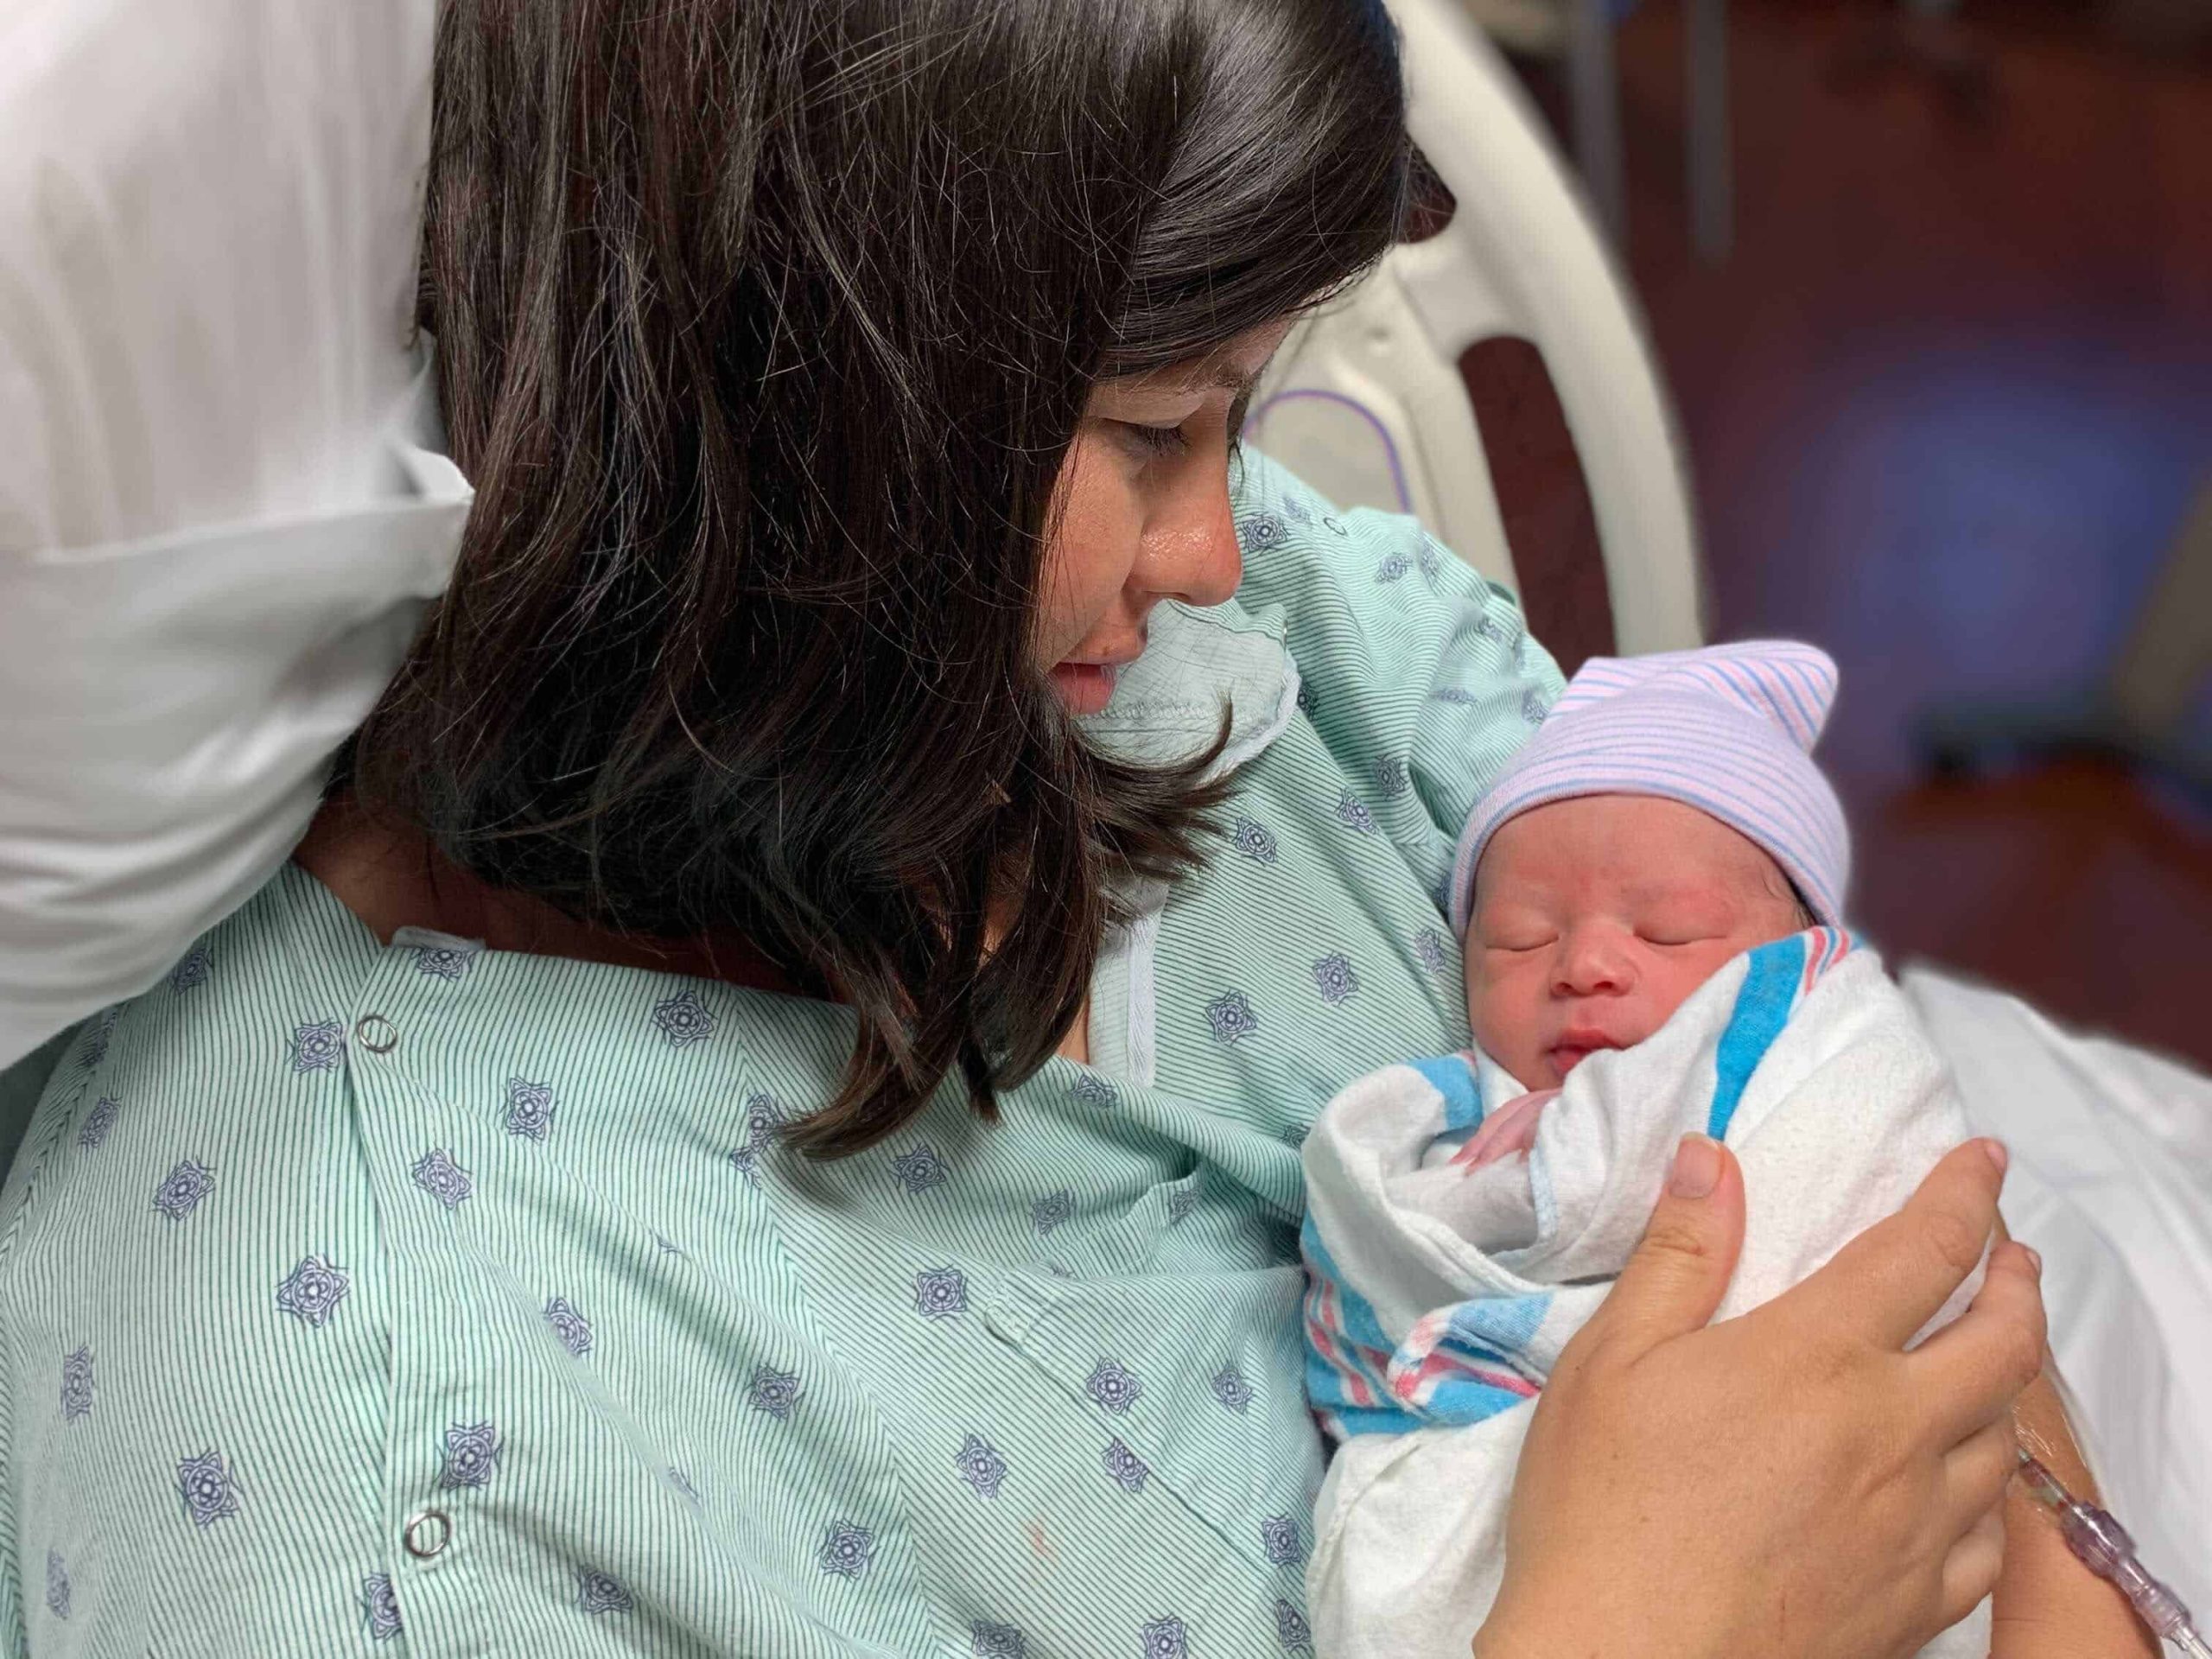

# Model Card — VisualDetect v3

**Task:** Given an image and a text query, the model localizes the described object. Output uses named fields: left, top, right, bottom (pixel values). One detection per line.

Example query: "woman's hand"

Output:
left=1476, top=1134, right=2047, bottom=1659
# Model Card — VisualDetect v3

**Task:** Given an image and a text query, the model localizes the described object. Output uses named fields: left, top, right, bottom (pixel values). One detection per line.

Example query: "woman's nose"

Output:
left=1133, top=467, right=1243, bottom=609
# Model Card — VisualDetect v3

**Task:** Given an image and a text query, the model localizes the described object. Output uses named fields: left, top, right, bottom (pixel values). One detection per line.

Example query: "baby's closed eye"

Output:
left=1635, top=926, right=1722, bottom=947
left=1478, top=924, right=1554, bottom=952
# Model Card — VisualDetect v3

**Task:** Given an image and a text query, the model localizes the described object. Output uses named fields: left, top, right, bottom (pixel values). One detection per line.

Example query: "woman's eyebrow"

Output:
left=1154, top=353, right=1270, bottom=397
left=1217, top=358, right=1274, bottom=439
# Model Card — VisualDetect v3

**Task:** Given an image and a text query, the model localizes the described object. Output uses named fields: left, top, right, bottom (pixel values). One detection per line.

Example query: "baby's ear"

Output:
left=1760, top=859, right=1817, bottom=929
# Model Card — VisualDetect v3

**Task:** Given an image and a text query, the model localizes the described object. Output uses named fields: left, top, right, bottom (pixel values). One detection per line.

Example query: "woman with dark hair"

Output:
left=0, top=0, right=2060, bottom=1653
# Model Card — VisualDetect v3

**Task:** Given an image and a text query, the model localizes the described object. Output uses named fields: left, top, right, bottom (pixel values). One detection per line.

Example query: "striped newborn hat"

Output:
left=1447, top=640, right=1851, bottom=933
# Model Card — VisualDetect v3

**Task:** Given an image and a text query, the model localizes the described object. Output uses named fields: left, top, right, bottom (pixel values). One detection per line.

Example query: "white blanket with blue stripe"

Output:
left=1301, top=929, right=1987, bottom=1658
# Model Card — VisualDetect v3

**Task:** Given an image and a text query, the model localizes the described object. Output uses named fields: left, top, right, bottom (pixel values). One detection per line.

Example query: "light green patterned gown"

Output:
left=0, top=452, right=1560, bottom=1656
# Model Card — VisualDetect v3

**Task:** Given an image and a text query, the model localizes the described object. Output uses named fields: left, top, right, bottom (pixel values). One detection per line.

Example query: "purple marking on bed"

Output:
left=1244, top=388, right=1414, bottom=514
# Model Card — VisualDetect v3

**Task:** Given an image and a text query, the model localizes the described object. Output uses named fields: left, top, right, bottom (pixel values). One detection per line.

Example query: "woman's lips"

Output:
left=1051, top=661, right=1121, bottom=715
left=1052, top=640, right=1144, bottom=715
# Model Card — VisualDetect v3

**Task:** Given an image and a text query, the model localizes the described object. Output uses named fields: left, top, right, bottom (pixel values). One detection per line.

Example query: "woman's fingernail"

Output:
left=1669, top=1133, right=1721, bottom=1198
left=1981, top=1137, right=2009, bottom=1177
left=2019, top=1244, right=2043, bottom=1279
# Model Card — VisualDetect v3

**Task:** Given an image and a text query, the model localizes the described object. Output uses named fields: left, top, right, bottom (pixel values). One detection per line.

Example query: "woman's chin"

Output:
left=1051, top=662, right=1119, bottom=715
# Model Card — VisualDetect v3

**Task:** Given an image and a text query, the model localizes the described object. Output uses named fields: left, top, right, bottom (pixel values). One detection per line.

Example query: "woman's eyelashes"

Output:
left=1114, top=419, right=1192, bottom=459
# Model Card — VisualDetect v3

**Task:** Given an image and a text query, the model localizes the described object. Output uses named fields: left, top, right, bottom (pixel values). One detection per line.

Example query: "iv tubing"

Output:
left=2014, top=1452, right=2207, bottom=1656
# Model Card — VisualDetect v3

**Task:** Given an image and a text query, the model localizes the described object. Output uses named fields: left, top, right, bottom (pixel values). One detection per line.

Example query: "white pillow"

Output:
left=0, top=0, right=467, bottom=1070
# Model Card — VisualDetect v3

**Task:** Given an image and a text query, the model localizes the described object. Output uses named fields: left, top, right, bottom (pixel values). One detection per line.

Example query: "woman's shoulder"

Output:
left=1225, top=448, right=1558, bottom=772
left=0, top=860, right=828, bottom=1283
left=1220, top=449, right=1564, bottom=901
left=0, top=867, right=352, bottom=1267
left=1228, top=448, right=1520, bottom=628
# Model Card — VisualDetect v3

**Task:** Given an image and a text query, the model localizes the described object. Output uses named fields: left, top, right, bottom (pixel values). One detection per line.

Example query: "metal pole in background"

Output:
left=1569, top=0, right=1628, bottom=247
left=1687, top=0, right=1732, bottom=262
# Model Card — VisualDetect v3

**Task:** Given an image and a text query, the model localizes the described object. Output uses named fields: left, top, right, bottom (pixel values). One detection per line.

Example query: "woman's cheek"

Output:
left=1037, top=442, right=1142, bottom=659
left=1034, top=543, right=1114, bottom=664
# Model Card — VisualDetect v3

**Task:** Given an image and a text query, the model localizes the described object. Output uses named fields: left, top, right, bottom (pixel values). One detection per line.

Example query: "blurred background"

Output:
left=1464, top=0, right=2212, bottom=1067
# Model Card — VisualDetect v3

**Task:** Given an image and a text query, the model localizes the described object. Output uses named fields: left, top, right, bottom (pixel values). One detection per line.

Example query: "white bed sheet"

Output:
left=1904, top=964, right=2212, bottom=1616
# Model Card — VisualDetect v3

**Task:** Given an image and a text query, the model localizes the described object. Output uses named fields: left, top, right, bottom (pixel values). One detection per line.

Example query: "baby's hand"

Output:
left=1449, top=1088, right=1557, bottom=1172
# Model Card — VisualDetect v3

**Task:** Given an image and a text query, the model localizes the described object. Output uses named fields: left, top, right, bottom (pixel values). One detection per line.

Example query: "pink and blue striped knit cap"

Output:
left=1447, top=640, right=1851, bottom=934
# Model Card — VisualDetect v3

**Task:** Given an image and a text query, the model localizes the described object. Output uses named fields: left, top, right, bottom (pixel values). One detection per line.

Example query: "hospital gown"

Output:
left=0, top=454, right=1562, bottom=1656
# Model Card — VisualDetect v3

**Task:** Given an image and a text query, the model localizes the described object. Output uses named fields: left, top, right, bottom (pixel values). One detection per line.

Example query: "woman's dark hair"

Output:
left=353, top=0, right=1409, bottom=1154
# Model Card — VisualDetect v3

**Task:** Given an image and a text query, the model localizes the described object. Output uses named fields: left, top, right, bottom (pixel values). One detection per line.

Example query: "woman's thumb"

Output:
left=1590, top=1134, right=1748, bottom=1357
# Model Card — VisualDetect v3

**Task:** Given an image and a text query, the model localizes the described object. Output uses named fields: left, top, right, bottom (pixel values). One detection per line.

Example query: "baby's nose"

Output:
left=1554, top=931, right=1635, bottom=995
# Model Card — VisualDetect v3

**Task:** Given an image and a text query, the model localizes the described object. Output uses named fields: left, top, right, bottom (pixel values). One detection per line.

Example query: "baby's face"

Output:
left=1465, top=795, right=1807, bottom=1090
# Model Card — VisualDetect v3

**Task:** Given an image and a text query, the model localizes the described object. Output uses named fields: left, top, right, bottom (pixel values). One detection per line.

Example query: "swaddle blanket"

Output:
left=1301, top=927, right=1989, bottom=1658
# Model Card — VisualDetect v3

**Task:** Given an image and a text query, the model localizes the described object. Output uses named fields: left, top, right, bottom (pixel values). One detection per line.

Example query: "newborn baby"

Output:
left=1300, top=642, right=1990, bottom=1658
left=1441, top=786, right=1815, bottom=1239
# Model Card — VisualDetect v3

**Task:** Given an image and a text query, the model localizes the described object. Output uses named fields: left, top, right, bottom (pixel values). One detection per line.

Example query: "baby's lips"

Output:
left=1547, top=1029, right=1625, bottom=1074
left=1556, top=1047, right=1625, bottom=1080
left=1552, top=1024, right=1624, bottom=1052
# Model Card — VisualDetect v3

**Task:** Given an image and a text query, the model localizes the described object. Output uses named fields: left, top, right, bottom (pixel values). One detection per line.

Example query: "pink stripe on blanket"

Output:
left=1391, top=1310, right=1542, bottom=1406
